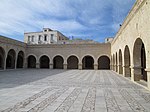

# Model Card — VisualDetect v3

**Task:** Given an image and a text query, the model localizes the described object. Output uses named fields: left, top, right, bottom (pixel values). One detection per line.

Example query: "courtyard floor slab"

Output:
left=0, top=69, right=150, bottom=112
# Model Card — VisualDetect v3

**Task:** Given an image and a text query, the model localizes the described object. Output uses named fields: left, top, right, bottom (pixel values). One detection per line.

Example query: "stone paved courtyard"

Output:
left=0, top=70, right=150, bottom=112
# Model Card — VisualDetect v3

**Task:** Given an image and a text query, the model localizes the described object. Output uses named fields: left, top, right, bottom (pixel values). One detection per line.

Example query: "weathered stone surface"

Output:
left=0, top=70, right=150, bottom=112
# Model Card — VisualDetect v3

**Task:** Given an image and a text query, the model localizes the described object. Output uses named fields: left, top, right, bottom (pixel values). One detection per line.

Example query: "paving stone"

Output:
left=0, top=69, right=150, bottom=112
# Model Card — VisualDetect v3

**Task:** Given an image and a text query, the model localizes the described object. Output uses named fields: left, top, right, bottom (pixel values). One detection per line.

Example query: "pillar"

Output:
left=123, top=65, right=131, bottom=77
left=50, top=63, right=53, bottom=69
left=131, top=66, right=141, bottom=81
left=15, top=55, right=18, bottom=69
left=145, top=68, right=150, bottom=90
left=94, top=64, right=98, bottom=70
left=78, top=63, right=82, bottom=70
left=63, top=63, right=67, bottom=69
left=123, top=65, right=126, bottom=77
left=36, top=63, right=40, bottom=68
left=24, top=63, right=27, bottom=68
left=4, top=55, right=6, bottom=70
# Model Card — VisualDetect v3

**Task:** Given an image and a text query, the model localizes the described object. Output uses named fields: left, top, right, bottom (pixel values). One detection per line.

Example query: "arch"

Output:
left=53, top=55, right=64, bottom=69
left=17, top=51, right=24, bottom=68
left=133, top=38, right=147, bottom=81
left=119, top=49, right=123, bottom=74
left=40, top=55, right=50, bottom=68
left=116, top=52, right=118, bottom=72
left=82, top=55, right=94, bottom=69
left=6, top=49, right=16, bottom=69
left=0, top=47, right=5, bottom=69
left=67, top=55, right=79, bottom=69
left=124, top=45, right=131, bottom=77
left=98, top=55, right=110, bottom=70
left=28, top=55, right=36, bottom=68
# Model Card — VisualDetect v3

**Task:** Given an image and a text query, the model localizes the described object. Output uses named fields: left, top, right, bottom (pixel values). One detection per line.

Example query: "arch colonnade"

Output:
left=0, top=46, right=110, bottom=70
left=110, top=38, right=149, bottom=88
left=27, top=54, right=110, bottom=70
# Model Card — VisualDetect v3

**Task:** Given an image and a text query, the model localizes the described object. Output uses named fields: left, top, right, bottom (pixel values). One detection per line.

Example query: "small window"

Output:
left=51, top=34, right=54, bottom=40
left=28, top=36, right=31, bottom=41
left=39, top=35, right=41, bottom=41
left=44, top=35, right=47, bottom=41
left=31, top=36, right=34, bottom=42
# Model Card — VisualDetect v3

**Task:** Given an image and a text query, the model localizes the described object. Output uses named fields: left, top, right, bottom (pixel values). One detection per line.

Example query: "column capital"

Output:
left=145, top=68, right=150, bottom=72
left=130, top=66, right=142, bottom=69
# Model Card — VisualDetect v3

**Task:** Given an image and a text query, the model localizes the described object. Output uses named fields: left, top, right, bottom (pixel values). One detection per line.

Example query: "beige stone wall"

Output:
left=111, top=0, right=150, bottom=89
left=111, top=0, right=150, bottom=64
left=26, top=43, right=111, bottom=69
left=0, top=36, right=26, bottom=69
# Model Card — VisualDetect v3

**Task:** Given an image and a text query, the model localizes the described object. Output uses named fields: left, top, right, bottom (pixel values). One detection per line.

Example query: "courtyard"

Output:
left=0, top=70, right=150, bottom=112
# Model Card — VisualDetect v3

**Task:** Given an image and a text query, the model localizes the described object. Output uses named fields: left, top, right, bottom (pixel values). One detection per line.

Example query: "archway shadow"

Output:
left=0, top=69, right=68, bottom=89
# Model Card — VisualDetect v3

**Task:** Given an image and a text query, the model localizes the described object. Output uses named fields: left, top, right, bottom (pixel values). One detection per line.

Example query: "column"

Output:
left=36, top=63, right=40, bottom=68
left=50, top=63, right=53, bottom=69
left=94, top=64, right=98, bottom=70
left=145, top=68, right=150, bottom=90
left=131, top=66, right=141, bottom=81
left=118, top=64, right=121, bottom=74
left=15, top=55, right=18, bottom=69
left=63, top=63, right=67, bottom=69
left=123, top=65, right=131, bottom=77
left=24, top=63, right=27, bottom=68
left=78, top=63, right=82, bottom=70
left=123, top=65, right=126, bottom=77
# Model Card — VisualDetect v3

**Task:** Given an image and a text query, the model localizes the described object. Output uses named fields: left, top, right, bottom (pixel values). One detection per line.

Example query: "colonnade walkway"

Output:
left=0, top=69, right=150, bottom=112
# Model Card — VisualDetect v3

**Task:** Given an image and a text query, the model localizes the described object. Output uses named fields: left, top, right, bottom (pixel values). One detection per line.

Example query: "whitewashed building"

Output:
left=24, top=28, right=69, bottom=44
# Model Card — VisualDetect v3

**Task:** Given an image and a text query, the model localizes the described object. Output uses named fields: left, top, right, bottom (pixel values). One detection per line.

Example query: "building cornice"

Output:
left=26, top=43, right=111, bottom=48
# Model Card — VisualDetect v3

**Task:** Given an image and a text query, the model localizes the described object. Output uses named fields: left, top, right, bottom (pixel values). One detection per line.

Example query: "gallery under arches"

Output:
left=40, top=55, right=50, bottom=68
left=98, top=56, right=110, bottom=70
left=6, top=49, right=16, bottom=69
left=124, top=45, right=131, bottom=77
left=0, top=47, right=5, bottom=69
left=17, top=51, right=24, bottom=68
left=82, top=55, right=94, bottom=69
left=133, top=38, right=147, bottom=81
left=67, top=55, right=79, bottom=69
left=28, top=55, right=36, bottom=68
left=119, top=49, right=123, bottom=74
left=53, top=55, right=64, bottom=69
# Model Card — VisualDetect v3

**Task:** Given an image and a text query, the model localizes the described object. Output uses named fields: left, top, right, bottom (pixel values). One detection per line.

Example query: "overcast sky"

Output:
left=0, top=0, right=136, bottom=42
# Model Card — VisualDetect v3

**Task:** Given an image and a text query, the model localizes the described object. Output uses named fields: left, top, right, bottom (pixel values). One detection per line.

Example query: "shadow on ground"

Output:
left=0, top=69, right=68, bottom=89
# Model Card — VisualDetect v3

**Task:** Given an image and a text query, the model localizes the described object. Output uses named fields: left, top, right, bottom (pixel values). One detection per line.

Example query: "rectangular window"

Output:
left=31, top=36, right=34, bottom=42
left=44, top=35, right=47, bottom=41
left=28, top=36, right=30, bottom=41
left=51, top=34, right=54, bottom=41
left=39, top=35, right=41, bottom=41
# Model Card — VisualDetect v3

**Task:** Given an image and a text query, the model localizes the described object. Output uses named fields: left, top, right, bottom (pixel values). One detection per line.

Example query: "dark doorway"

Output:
left=141, top=43, right=147, bottom=81
left=28, top=55, right=36, bottom=68
left=17, top=51, right=24, bottom=68
left=82, top=56, right=94, bottom=69
left=124, top=45, right=131, bottom=77
left=67, top=56, right=78, bottom=69
left=133, top=38, right=147, bottom=81
left=40, top=55, right=50, bottom=68
left=6, top=49, right=16, bottom=69
left=0, top=47, right=5, bottom=69
left=98, top=56, right=110, bottom=70
left=53, top=56, right=64, bottom=69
